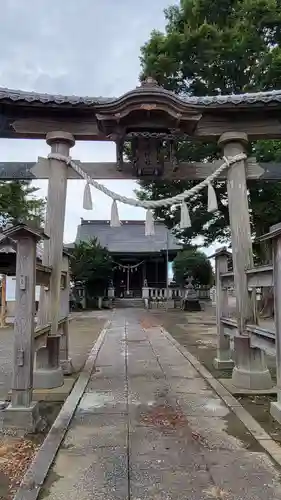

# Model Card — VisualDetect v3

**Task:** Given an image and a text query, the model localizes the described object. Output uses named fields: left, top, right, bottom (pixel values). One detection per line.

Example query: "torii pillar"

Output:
left=34, top=131, right=75, bottom=389
left=218, top=132, right=272, bottom=389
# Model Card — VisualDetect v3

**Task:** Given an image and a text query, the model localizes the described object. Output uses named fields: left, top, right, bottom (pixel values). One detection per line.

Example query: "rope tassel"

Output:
left=145, top=209, right=155, bottom=236
left=83, top=181, right=93, bottom=210
left=207, top=182, right=218, bottom=213
left=110, top=199, right=121, bottom=227
left=180, top=201, right=191, bottom=229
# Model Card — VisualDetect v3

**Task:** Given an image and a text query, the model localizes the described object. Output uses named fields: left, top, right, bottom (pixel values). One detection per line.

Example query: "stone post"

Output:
left=0, top=225, right=47, bottom=433
left=218, top=132, right=272, bottom=389
left=108, top=279, right=115, bottom=299
left=59, top=252, right=73, bottom=375
left=213, top=248, right=234, bottom=370
left=34, top=131, right=75, bottom=389
left=142, top=278, right=149, bottom=300
left=0, top=274, right=6, bottom=327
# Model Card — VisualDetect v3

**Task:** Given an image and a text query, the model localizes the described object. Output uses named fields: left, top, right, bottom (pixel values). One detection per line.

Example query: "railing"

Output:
left=36, top=263, right=67, bottom=288
left=145, top=286, right=211, bottom=300
left=220, top=264, right=273, bottom=289
left=220, top=316, right=275, bottom=356
left=34, top=317, right=68, bottom=350
left=147, top=288, right=182, bottom=299
left=212, top=242, right=281, bottom=423
left=197, top=286, right=211, bottom=300
left=215, top=251, right=276, bottom=354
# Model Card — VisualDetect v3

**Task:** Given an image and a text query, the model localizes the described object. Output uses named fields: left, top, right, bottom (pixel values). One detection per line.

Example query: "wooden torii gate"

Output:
left=0, top=77, right=281, bottom=431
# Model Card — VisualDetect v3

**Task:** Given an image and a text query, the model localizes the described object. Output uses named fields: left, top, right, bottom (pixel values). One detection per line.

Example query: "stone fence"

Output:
left=213, top=221, right=281, bottom=424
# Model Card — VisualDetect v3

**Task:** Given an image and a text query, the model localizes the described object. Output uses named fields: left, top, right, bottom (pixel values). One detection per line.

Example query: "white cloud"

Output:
left=0, top=0, right=178, bottom=242
left=0, top=0, right=220, bottom=257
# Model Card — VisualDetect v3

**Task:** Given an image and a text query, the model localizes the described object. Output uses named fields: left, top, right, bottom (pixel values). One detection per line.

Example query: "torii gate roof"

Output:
left=0, top=78, right=281, bottom=141
left=1, top=82, right=281, bottom=108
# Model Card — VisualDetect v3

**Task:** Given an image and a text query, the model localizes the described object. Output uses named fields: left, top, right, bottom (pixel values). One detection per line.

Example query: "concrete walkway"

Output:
left=41, top=310, right=281, bottom=499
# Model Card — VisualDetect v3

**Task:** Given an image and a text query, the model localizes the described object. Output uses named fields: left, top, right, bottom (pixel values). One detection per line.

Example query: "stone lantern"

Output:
left=182, top=275, right=201, bottom=312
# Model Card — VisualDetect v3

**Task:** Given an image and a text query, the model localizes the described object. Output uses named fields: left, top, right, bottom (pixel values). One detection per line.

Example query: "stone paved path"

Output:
left=0, top=311, right=109, bottom=399
left=41, top=310, right=281, bottom=499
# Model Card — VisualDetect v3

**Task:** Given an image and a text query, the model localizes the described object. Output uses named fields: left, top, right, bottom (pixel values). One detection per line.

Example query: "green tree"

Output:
left=70, top=239, right=113, bottom=297
left=0, top=180, right=45, bottom=227
left=173, top=247, right=214, bottom=286
left=138, top=0, right=281, bottom=256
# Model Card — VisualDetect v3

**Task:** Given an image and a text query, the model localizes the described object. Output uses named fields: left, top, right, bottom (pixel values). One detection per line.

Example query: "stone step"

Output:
left=114, top=298, right=144, bottom=308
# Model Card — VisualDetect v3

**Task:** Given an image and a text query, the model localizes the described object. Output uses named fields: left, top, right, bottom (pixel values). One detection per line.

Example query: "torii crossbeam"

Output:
left=0, top=158, right=280, bottom=180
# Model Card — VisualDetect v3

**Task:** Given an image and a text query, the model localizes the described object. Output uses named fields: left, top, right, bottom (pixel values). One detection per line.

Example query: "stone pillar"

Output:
left=0, top=225, right=46, bottom=433
left=108, top=287, right=115, bottom=299
left=34, top=131, right=75, bottom=389
left=218, top=132, right=272, bottom=389
left=59, top=253, right=73, bottom=375
left=0, top=274, right=7, bottom=327
left=213, top=248, right=234, bottom=370
left=265, top=224, right=281, bottom=422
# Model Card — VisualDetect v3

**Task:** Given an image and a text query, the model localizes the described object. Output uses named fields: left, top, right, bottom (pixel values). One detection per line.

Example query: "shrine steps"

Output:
left=114, top=298, right=144, bottom=308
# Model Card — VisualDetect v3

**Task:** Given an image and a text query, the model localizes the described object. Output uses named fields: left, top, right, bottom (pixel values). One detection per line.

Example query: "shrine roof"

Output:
left=72, top=219, right=182, bottom=254
left=1, top=84, right=281, bottom=109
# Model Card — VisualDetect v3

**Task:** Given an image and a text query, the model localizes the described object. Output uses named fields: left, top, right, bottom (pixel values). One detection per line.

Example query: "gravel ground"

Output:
left=149, top=303, right=276, bottom=378
left=0, top=310, right=111, bottom=500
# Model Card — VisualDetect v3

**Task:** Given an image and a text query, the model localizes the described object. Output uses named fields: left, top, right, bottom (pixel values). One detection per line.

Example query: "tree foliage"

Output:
left=173, top=247, right=214, bottom=286
left=70, top=239, right=113, bottom=296
left=0, top=180, right=45, bottom=227
left=138, top=0, right=281, bottom=256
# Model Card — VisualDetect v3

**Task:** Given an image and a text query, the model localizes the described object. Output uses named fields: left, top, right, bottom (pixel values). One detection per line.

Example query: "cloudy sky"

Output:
left=0, top=0, right=217, bottom=255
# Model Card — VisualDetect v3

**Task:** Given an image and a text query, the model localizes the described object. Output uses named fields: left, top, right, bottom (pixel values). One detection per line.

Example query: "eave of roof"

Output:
left=1, top=85, right=281, bottom=110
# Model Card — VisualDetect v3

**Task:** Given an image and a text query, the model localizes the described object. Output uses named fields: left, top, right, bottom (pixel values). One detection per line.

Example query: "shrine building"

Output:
left=70, top=219, right=182, bottom=299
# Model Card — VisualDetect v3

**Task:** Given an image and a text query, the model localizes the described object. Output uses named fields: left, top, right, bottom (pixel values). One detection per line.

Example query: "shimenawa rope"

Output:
left=47, top=152, right=246, bottom=235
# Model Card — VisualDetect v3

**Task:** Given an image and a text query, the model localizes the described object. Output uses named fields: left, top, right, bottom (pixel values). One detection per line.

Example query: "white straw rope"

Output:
left=47, top=153, right=246, bottom=209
